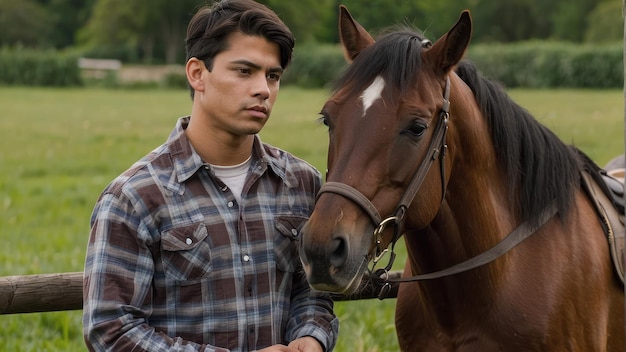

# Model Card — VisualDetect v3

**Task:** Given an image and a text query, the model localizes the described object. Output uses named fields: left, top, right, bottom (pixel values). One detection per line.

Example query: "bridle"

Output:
left=316, top=73, right=558, bottom=299
left=317, top=75, right=451, bottom=280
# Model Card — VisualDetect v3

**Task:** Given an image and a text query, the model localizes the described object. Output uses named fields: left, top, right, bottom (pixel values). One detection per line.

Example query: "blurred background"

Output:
left=0, top=0, right=623, bottom=89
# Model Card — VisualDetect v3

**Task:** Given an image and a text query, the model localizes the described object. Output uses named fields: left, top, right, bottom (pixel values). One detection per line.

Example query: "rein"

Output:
left=375, top=201, right=558, bottom=298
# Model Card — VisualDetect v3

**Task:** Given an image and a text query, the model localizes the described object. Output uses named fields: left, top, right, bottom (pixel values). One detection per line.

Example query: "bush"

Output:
left=0, top=41, right=622, bottom=89
left=0, top=47, right=82, bottom=87
left=283, top=43, right=347, bottom=88
left=283, top=41, right=624, bottom=89
left=161, top=71, right=188, bottom=89
left=467, top=41, right=623, bottom=88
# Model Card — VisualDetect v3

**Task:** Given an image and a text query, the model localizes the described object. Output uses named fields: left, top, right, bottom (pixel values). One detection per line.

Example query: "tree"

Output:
left=258, top=0, right=335, bottom=43
left=0, top=0, right=53, bottom=47
left=584, top=0, right=623, bottom=43
left=38, top=0, right=97, bottom=49
left=78, top=0, right=198, bottom=63
left=551, top=0, right=598, bottom=42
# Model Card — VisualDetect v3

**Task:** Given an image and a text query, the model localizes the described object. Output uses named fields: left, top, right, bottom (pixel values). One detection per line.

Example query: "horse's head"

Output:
left=300, top=6, right=472, bottom=293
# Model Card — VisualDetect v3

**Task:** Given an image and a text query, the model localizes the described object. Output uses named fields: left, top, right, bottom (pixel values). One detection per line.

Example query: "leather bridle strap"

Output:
left=395, top=78, right=450, bottom=217
left=383, top=200, right=558, bottom=283
left=316, top=182, right=383, bottom=226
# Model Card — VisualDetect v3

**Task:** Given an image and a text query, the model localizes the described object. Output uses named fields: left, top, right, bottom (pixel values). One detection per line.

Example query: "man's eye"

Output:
left=238, top=68, right=251, bottom=75
left=267, top=73, right=281, bottom=81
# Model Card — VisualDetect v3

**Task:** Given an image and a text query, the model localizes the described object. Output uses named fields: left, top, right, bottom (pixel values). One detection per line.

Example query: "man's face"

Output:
left=197, top=32, right=283, bottom=138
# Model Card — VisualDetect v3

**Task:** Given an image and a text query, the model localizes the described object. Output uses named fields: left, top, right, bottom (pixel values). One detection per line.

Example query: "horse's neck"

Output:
left=404, top=130, right=516, bottom=302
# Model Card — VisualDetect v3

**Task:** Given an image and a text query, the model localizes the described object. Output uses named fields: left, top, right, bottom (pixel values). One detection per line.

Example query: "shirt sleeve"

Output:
left=283, top=169, right=339, bottom=351
left=82, top=192, right=227, bottom=352
left=284, top=269, right=339, bottom=351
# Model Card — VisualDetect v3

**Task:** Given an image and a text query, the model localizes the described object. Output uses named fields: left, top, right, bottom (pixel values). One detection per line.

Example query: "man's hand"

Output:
left=288, top=336, right=324, bottom=352
left=256, top=344, right=298, bottom=351
left=254, top=336, right=323, bottom=352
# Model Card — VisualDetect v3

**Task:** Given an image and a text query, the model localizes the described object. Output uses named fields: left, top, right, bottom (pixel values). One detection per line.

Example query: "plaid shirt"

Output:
left=83, top=117, right=338, bottom=351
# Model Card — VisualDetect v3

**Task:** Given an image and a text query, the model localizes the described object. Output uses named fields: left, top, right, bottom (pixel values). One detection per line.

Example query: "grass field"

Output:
left=0, top=85, right=623, bottom=351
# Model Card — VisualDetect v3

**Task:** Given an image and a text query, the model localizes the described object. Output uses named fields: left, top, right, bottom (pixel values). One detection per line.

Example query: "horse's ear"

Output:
left=426, top=10, right=472, bottom=75
left=338, top=5, right=375, bottom=63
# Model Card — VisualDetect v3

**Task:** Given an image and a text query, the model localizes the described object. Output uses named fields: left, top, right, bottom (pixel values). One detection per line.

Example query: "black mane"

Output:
left=455, top=60, right=583, bottom=224
left=333, top=28, right=426, bottom=97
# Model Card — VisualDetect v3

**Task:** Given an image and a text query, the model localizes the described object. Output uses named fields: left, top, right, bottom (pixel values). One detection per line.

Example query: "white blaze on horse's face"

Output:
left=360, top=76, right=386, bottom=117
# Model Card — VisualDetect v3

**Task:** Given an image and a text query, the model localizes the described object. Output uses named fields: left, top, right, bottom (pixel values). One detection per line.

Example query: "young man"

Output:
left=82, top=1, right=338, bottom=351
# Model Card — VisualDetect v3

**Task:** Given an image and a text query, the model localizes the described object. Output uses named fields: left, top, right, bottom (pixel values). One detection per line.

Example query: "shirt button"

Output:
left=227, top=201, right=234, bottom=207
left=185, top=238, right=192, bottom=245
left=291, top=228, right=298, bottom=236
left=243, top=254, right=250, bottom=262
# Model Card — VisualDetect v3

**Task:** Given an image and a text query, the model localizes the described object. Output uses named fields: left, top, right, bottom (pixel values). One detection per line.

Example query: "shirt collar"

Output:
left=167, top=116, right=292, bottom=187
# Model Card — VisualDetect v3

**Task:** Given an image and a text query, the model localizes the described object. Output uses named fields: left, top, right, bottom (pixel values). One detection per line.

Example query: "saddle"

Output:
left=580, top=167, right=625, bottom=285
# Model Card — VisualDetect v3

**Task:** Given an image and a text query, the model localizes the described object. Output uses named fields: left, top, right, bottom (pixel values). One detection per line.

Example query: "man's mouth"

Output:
left=247, top=105, right=268, bottom=118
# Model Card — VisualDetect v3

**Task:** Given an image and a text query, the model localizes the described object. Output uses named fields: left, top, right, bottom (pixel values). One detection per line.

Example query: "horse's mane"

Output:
left=455, top=60, right=583, bottom=225
left=333, top=27, right=424, bottom=97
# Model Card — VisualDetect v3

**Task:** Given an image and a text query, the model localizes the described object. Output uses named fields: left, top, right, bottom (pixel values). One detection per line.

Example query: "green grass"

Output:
left=0, top=86, right=623, bottom=351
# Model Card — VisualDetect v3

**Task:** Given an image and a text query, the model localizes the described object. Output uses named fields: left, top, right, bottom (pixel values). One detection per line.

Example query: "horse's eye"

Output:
left=318, top=111, right=332, bottom=129
left=403, top=122, right=427, bottom=137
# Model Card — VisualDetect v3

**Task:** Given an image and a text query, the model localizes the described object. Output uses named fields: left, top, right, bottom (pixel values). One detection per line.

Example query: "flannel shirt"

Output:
left=83, top=116, right=338, bottom=351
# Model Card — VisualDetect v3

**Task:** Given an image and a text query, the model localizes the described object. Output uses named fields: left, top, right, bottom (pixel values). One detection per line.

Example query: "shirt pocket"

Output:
left=274, top=215, right=308, bottom=273
left=161, top=222, right=211, bottom=282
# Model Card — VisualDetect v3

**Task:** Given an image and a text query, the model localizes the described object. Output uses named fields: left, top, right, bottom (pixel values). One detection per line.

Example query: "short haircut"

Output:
left=185, top=0, right=295, bottom=98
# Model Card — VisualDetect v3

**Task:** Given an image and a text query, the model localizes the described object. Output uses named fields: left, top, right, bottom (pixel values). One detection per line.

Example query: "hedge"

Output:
left=465, top=41, right=623, bottom=89
left=282, top=43, right=347, bottom=88
left=282, top=40, right=623, bottom=89
left=0, top=47, right=82, bottom=87
left=0, top=41, right=622, bottom=89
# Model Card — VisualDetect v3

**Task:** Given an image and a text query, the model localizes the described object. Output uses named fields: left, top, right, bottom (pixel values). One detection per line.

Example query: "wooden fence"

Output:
left=0, top=271, right=400, bottom=315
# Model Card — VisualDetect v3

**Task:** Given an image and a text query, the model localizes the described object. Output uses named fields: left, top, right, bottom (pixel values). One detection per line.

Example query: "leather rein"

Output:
left=316, top=75, right=558, bottom=299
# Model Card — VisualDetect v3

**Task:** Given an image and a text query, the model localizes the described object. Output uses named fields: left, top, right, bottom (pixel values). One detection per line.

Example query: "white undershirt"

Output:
left=211, top=156, right=252, bottom=204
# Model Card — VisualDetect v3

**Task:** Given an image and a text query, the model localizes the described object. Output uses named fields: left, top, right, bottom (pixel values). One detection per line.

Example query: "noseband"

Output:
left=317, top=76, right=451, bottom=267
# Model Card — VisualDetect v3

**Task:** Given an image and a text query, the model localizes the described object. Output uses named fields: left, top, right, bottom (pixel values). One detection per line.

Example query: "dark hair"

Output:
left=185, top=0, right=295, bottom=98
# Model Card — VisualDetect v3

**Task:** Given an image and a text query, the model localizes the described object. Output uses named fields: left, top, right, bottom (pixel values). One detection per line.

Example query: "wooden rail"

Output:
left=0, top=271, right=400, bottom=314
left=0, top=272, right=83, bottom=314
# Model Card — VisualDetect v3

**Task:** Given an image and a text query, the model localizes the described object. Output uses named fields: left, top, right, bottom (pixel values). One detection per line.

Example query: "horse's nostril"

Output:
left=329, top=236, right=348, bottom=268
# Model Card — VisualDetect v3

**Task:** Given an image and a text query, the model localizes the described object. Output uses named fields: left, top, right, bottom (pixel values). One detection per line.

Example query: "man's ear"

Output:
left=186, top=58, right=205, bottom=92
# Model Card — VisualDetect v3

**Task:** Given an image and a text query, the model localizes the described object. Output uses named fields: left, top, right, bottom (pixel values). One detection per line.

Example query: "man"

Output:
left=82, top=1, right=338, bottom=351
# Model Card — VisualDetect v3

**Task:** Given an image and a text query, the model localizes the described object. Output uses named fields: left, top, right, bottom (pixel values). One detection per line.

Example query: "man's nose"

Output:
left=252, top=75, right=271, bottom=100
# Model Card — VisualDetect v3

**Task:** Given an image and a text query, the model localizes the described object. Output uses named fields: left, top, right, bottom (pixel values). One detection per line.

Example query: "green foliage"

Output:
left=0, top=0, right=53, bottom=48
left=77, top=0, right=198, bottom=64
left=283, top=44, right=347, bottom=88
left=1, top=39, right=622, bottom=90
left=161, top=71, right=190, bottom=90
left=0, top=47, right=82, bottom=86
left=285, top=40, right=624, bottom=89
left=259, top=0, right=337, bottom=43
left=468, top=41, right=623, bottom=88
left=2, top=0, right=617, bottom=65
left=584, top=0, right=624, bottom=43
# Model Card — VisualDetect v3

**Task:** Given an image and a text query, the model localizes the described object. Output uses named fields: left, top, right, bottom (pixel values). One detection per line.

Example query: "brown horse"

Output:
left=299, top=6, right=624, bottom=351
